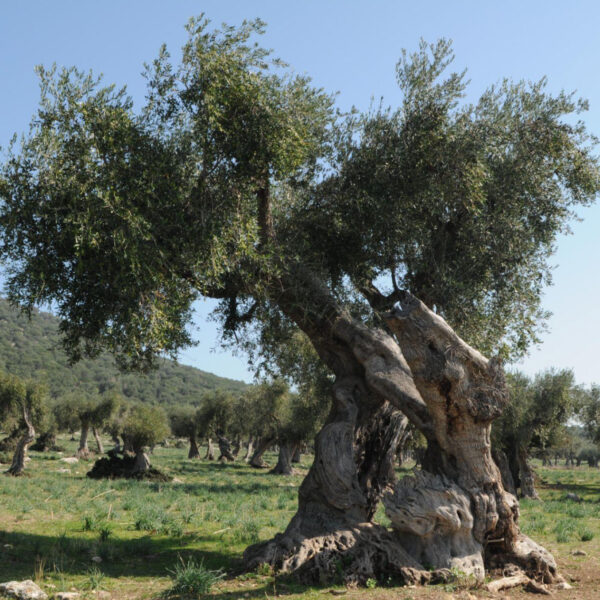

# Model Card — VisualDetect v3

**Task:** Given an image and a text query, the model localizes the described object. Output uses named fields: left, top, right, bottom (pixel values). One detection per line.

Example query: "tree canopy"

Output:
left=1, top=23, right=596, bottom=369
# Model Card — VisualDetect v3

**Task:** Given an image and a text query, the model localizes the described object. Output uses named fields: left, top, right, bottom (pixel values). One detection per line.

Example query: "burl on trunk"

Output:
left=244, top=293, right=559, bottom=589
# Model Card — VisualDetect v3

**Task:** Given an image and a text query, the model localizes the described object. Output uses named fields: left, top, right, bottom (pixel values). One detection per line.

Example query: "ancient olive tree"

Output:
left=121, top=404, right=169, bottom=472
left=0, top=372, right=47, bottom=475
left=493, top=370, right=577, bottom=498
left=196, top=389, right=238, bottom=461
left=169, top=405, right=202, bottom=458
left=55, top=393, right=118, bottom=458
left=1, top=18, right=598, bottom=586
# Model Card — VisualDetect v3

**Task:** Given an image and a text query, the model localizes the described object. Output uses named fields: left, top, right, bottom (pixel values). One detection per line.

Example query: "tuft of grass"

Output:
left=163, top=556, right=224, bottom=598
left=84, top=566, right=106, bottom=591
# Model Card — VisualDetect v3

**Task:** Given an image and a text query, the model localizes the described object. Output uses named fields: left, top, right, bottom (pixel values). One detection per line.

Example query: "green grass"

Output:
left=0, top=441, right=599, bottom=599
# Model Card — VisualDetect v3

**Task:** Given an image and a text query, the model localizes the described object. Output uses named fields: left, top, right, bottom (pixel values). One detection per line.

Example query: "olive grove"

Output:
left=1, top=18, right=598, bottom=586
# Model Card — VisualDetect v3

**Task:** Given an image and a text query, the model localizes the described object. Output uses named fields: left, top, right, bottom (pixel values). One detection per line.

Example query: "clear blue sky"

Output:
left=1, top=1, right=599, bottom=384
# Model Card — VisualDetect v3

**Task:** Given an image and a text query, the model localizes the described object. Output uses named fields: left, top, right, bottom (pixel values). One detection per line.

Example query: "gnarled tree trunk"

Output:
left=92, top=427, right=104, bottom=454
left=7, top=406, right=35, bottom=476
left=188, top=435, right=200, bottom=459
left=249, top=437, right=273, bottom=468
left=76, top=422, right=91, bottom=458
left=270, top=442, right=298, bottom=475
left=245, top=290, right=559, bottom=587
left=218, top=435, right=235, bottom=461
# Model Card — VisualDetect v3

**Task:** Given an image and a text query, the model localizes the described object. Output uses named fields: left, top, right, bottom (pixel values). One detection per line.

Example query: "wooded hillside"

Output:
left=0, top=298, right=247, bottom=405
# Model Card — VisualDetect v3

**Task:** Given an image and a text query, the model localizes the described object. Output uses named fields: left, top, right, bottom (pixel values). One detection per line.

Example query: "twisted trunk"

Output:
left=92, top=427, right=104, bottom=454
left=249, top=437, right=273, bottom=468
left=7, top=406, right=35, bottom=476
left=245, top=286, right=558, bottom=587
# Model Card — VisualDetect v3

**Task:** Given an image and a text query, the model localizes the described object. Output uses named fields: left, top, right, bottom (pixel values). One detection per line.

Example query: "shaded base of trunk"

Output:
left=246, top=469, right=559, bottom=587
left=244, top=506, right=433, bottom=586
left=86, top=453, right=170, bottom=481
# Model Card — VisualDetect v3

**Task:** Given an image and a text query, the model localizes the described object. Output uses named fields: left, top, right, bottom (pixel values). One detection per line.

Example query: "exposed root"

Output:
left=244, top=511, right=435, bottom=586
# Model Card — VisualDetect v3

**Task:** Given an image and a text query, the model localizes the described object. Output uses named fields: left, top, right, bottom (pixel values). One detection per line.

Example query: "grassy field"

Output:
left=0, top=439, right=599, bottom=599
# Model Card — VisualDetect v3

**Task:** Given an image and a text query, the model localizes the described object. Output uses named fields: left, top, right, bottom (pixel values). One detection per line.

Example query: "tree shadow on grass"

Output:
left=0, top=530, right=320, bottom=599
left=0, top=529, right=239, bottom=580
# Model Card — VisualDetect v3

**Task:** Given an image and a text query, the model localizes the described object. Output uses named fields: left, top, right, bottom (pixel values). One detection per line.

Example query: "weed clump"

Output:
left=163, top=556, right=224, bottom=598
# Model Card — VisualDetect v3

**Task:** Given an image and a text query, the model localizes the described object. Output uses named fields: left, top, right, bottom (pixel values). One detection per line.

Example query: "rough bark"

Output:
left=188, top=436, right=200, bottom=459
left=218, top=435, right=235, bottom=461
left=92, top=427, right=104, bottom=454
left=245, top=382, right=417, bottom=585
left=7, top=406, right=35, bottom=476
left=204, top=438, right=215, bottom=460
left=385, top=294, right=555, bottom=581
left=76, top=423, right=91, bottom=459
left=245, top=289, right=559, bottom=586
left=111, top=435, right=121, bottom=453
left=270, top=442, right=297, bottom=475
left=249, top=437, right=273, bottom=468
left=243, top=437, right=254, bottom=462
left=396, top=420, right=412, bottom=467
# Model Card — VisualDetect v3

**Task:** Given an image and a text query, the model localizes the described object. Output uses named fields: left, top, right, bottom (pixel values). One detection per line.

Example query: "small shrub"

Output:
left=98, top=524, right=113, bottom=542
left=84, top=566, right=106, bottom=591
left=82, top=515, right=96, bottom=531
left=366, top=577, right=377, bottom=589
left=579, top=527, right=594, bottom=541
left=163, top=556, right=224, bottom=598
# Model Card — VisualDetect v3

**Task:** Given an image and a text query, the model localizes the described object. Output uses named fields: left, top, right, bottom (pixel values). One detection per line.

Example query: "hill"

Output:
left=0, top=298, right=248, bottom=406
